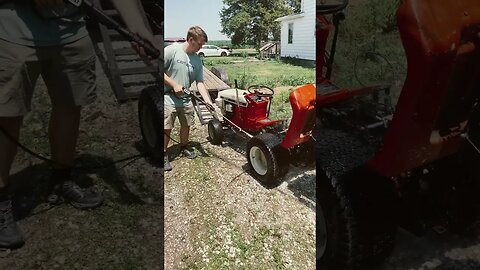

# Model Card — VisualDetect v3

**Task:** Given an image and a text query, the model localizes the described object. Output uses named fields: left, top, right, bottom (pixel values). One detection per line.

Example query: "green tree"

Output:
left=220, top=0, right=296, bottom=47
left=286, top=0, right=302, bottom=13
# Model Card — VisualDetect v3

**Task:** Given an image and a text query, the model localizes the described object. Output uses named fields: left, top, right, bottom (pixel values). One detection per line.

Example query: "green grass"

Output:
left=203, top=58, right=314, bottom=89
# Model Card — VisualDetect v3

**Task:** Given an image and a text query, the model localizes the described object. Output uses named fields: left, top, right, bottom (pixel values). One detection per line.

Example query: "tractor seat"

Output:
left=218, top=88, right=248, bottom=105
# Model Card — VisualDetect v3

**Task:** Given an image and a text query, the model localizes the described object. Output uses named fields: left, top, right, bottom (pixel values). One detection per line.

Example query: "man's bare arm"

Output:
left=196, top=82, right=214, bottom=106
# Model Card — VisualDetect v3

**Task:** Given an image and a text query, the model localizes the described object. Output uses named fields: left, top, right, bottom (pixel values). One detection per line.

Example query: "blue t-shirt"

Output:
left=0, top=2, right=87, bottom=46
left=164, top=43, right=204, bottom=107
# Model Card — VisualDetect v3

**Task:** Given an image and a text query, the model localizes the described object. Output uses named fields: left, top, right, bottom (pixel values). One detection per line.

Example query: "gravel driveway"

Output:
left=164, top=120, right=316, bottom=269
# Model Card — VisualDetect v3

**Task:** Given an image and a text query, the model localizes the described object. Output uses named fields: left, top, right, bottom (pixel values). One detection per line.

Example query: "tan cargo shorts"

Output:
left=0, top=36, right=97, bottom=117
left=164, top=104, right=195, bottom=129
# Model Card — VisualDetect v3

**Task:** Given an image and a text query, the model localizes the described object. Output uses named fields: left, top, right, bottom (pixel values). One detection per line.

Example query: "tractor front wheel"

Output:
left=246, top=133, right=288, bottom=187
left=138, top=86, right=163, bottom=161
left=208, top=119, right=224, bottom=145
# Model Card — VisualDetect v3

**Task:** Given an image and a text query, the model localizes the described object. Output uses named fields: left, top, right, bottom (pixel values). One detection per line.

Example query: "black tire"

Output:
left=220, top=51, right=227, bottom=57
left=208, top=119, right=224, bottom=145
left=316, top=129, right=395, bottom=269
left=198, top=52, right=205, bottom=58
left=138, top=86, right=164, bottom=161
left=246, top=133, right=288, bottom=188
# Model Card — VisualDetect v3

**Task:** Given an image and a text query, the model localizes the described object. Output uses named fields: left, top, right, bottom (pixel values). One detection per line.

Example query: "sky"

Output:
left=165, top=0, right=230, bottom=41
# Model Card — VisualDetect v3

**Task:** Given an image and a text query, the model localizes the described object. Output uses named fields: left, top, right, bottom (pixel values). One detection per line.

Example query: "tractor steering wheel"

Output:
left=316, top=0, right=348, bottom=15
left=247, top=85, right=275, bottom=97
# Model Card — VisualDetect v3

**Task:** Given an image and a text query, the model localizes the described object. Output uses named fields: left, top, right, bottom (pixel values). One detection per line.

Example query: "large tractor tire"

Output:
left=138, top=86, right=164, bottom=162
left=246, top=133, right=289, bottom=188
left=316, top=129, right=396, bottom=269
left=208, top=119, right=224, bottom=145
left=210, top=66, right=229, bottom=85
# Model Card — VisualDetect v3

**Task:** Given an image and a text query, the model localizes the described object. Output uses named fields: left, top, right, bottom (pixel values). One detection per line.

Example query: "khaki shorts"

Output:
left=164, top=104, right=195, bottom=129
left=0, top=36, right=97, bottom=117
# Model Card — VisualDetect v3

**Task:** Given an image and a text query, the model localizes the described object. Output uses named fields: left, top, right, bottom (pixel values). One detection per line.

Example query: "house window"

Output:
left=288, top=23, right=293, bottom=44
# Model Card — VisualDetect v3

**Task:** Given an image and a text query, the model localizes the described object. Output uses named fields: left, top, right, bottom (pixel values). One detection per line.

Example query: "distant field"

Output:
left=202, top=57, right=314, bottom=89
left=229, top=49, right=257, bottom=57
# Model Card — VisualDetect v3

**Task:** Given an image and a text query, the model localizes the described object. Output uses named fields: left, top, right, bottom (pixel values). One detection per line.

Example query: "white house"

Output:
left=276, top=0, right=316, bottom=62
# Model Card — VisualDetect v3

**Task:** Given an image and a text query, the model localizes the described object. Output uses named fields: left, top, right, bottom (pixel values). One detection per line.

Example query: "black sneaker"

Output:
left=48, top=181, right=103, bottom=210
left=0, top=200, right=24, bottom=248
left=180, top=145, right=197, bottom=159
left=164, top=155, right=172, bottom=171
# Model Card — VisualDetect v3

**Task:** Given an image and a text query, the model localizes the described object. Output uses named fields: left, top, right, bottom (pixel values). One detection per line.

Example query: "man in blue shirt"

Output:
left=163, top=26, right=215, bottom=171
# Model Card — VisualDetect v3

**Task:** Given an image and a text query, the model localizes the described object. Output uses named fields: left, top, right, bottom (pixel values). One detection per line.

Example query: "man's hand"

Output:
left=34, top=0, right=64, bottom=9
left=210, top=104, right=223, bottom=121
left=131, top=34, right=162, bottom=59
left=173, top=85, right=184, bottom=98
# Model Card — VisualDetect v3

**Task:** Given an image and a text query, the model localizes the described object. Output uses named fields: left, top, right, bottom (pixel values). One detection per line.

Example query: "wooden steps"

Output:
left=90, top=0, right=160, bottom=102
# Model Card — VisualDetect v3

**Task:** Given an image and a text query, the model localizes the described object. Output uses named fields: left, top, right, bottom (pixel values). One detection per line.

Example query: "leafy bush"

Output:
left=325, top=0, right=406, bottom=101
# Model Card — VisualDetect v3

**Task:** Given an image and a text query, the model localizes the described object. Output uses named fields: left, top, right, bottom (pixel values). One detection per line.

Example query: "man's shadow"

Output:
left=10, top=153, right=162, bottom=222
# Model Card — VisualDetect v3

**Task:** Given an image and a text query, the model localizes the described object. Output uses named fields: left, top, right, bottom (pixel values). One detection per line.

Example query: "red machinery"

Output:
left=316, top=0, right=480, bottom=268
left=207, top=83, right=315, bottom=186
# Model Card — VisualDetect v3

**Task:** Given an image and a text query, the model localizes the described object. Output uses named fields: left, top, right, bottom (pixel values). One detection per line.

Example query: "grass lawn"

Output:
left=202, top=57, right=315, bottom=89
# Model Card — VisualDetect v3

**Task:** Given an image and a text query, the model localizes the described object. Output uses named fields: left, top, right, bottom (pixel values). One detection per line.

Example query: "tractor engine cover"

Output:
left=217, top=88, right=279, bottom=133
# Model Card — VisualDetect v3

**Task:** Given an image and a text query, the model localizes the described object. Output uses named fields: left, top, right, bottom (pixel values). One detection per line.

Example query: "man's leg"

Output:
left=0, top=118, right=25, bottom=248
left=0, top=38, right=36, bottom=249
left=164, top=129, right=172, bottom=153
left=46, top=105, right=103, bottom=209
left=49, top=105, right=80, bottom=169
left=0, top=117, right=23, bottom=188
left=163, top=105, right=176, bottom=171
left=178, top=105, right=196, bottom=159
left=179, top=125, right=190, bottom=146
left=164, top=129, right=173, bottom=171
left=42, top=37, right=102, bottom=209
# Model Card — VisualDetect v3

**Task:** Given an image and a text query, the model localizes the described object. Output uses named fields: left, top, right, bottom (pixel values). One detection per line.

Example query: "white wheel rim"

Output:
left=142, top=106, right=157, bottom=147
left=249, top=146, right=268, bottom=175
left=318, top=205, right=327, bottom=259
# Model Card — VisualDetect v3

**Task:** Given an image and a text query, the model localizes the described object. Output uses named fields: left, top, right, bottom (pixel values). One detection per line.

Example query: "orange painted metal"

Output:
left=369, top=0, right=480, bottom=176
left=281, top=84, right=316, bottom=149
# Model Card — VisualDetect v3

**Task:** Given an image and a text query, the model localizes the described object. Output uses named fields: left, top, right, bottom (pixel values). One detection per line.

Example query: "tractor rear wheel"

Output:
left=138, top=86, right=163, bottom=161
left=208, top=119, right=224, bottom=145
left=316, top=129, right=395, bottom=269
left=246, top=133, right=288, bottom=188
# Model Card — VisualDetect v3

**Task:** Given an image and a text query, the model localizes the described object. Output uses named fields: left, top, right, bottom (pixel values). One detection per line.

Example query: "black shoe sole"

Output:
left=47, top=193, right=103, bottom=210
left=0, top=239, right=25, bottom=249
left=69, top=197, right=104, bottom=210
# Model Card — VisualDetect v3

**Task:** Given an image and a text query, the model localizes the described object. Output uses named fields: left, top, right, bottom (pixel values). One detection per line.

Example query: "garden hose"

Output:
left=0, top=126, right=146, bottom=171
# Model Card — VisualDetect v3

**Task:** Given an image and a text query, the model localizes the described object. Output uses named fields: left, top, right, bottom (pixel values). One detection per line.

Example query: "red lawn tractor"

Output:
left=206, top=82, right=316, bottom=187
left=316, top=0, right=480, bottom=268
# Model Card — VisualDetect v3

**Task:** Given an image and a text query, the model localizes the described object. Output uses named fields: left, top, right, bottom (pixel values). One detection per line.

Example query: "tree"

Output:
left=286, top=0, right=302, bottom=13
left=220, top=0, right=296, bottom=47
